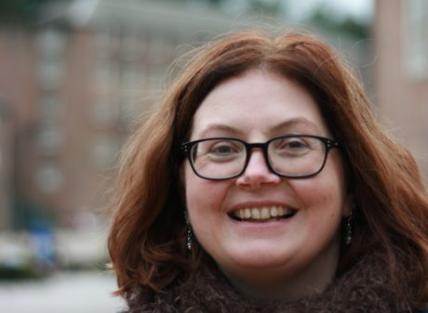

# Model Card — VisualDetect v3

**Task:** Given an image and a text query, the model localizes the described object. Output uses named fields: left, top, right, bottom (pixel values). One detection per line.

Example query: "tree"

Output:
left=0, top=0, right=69, bottom=25
left=308, top=4, right=369, bottom=39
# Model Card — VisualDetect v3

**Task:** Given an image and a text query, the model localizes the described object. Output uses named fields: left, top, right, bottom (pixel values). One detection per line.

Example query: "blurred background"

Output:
left=0, top=0, right=426, bottom=311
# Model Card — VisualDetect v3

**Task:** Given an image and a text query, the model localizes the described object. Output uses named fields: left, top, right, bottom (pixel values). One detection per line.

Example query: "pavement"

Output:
left=0, top=271, right=126, bottom=313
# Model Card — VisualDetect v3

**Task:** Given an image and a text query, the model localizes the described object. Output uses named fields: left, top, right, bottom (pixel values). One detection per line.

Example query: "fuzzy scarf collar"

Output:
left=124, top=253, right=416, bottom=313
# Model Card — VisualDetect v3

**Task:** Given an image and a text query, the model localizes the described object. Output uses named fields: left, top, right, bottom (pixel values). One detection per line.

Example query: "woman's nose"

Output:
left=235, top=150, right=281, bottom=189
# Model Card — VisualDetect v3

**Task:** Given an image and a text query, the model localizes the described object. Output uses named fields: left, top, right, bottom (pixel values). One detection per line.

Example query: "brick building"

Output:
left=0, top=0, right=246, bottom=229
left=0, top=102, right=14, bottom=230
left=374, top=0, right=428, bottom=181
left=0, top=0, right=372, bottom=229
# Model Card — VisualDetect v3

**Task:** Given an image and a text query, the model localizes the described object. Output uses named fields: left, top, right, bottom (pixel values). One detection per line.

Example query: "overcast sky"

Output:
left=286, top=0, right=373, bottom=22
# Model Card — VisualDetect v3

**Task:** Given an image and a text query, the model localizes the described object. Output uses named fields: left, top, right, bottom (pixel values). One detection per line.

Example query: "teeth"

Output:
left=270, top=207, right=278, bottom=217
left=260, top=208, right=270, bottom=219
left=232, top=206, right=296, bottom=221
left=244, top=208, right=251, bottom=219
left=237, top=210, right=245, bottom=219
left=251, top=208, right=260, bottom=219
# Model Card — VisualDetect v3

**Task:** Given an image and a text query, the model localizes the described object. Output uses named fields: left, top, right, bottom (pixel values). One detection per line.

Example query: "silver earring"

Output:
left=186, top=224, right=193, bottom=251
left=184, top=212, right=192, bottom=251
left=345, top=215, right=352, bottom=245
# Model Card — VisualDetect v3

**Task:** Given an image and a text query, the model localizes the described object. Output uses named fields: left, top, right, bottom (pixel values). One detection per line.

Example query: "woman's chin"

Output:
left=221, top=244, right=296, bottom=270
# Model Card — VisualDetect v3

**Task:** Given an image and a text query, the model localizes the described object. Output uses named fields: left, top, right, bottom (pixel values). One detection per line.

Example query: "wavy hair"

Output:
left=108, top=30, right=428, bottom=305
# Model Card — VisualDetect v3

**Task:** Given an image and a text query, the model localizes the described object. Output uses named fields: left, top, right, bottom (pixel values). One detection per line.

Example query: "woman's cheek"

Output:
left=185, top=175, right=228, bottom=215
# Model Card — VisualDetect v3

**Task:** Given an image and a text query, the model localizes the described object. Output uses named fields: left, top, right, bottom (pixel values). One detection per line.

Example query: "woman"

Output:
left=108, top=31, right=428, bottom=312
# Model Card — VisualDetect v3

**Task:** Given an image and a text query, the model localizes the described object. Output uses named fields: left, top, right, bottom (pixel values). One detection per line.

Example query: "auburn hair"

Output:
left=108, top=30, right=428, bottom=304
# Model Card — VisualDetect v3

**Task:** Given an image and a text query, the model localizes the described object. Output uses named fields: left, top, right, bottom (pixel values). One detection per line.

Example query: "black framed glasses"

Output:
left=182, top=135, right=340, bottom=180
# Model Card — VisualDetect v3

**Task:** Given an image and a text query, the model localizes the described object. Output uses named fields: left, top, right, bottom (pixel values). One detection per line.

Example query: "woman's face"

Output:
left=184, top=69, right=350, bottom=298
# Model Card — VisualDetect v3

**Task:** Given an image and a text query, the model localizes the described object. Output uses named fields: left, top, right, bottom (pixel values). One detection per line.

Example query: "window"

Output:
left=40, top=94, right=63, bottom=119
left=36, top=29, right=66, bottom=90
left=402, top=0, right=428, bottom=80
left=36, top=29, right=66, bottom=58
left=92, top=95, right=119, bottom=126
left=37, top=125, right=63, bottom=155
left=91, top=136, right=120, bottom=169
left=35, top=163, right=64, bottom=194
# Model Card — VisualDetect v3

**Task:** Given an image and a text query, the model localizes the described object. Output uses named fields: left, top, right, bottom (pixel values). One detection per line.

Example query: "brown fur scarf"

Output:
left=123, top=253, right=417, bottom=313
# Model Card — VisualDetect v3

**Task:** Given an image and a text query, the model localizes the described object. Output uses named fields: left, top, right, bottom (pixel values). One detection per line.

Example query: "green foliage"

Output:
left=309, top=5, right=369, bottom=39
left=151, top=0, right=281, bottom=15
left=0, top=263, right=44, bottom=280
left=248, top=0, right=281, bottom=15
left=0, top=0, right=68, bottom=25
left=339, top=17, right=369, bottom=39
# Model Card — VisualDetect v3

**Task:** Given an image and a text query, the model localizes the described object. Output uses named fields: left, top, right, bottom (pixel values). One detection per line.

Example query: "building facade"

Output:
left=374, top=0, right=428, bottom=181
left=0, top=0, right=245, bottom=228
left=0, top=102, right=14, bottom=230
left=0, top=0, right=372, bottom=229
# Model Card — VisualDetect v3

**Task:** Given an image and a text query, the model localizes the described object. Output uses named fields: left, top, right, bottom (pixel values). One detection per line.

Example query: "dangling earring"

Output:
left=345, top=214, right=353, bottom=245
left=184, top=211, right=193, bottom=251
left=186, top=224, right=193, bottom=251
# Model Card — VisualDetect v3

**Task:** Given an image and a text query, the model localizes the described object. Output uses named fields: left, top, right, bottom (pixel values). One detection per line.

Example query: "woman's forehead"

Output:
left=189, top=69, right=330, bottom=139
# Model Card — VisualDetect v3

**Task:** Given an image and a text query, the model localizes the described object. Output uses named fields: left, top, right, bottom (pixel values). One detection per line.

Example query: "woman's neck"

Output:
left=220, top=238, right=340, bottom=302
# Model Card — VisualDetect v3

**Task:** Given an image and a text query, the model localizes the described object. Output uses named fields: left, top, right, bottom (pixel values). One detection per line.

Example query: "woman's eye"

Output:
left=277, top=139, right=305, bottom=149
left=285, top=140, right=307, bottom=149
left=209, top=144, right=237, bottom=155
left=275, top=138, right=311, bottom=155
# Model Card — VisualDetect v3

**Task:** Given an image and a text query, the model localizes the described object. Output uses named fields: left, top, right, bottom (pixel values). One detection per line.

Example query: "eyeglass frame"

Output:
left=181, top=134, right=341, bottom=181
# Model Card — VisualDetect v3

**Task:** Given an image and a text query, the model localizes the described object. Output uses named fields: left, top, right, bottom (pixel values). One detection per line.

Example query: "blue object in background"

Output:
left=29, top=220, right=56, bottom=271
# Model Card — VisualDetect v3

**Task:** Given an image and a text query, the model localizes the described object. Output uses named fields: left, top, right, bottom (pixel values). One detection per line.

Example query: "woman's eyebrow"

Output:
left=196, top=124, right=244, bottom=138
left=195, top=118, right=322, bottom=139
left=270, top=118, right=320, bottom=133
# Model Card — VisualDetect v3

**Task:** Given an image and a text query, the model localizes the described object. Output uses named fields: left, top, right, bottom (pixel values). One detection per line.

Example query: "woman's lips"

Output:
left=229, top=205, right=297, bottom=222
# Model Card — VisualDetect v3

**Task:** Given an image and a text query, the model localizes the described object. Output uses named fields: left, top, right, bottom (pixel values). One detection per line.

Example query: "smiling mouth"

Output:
left=229, top=206, right=297, bottom=222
